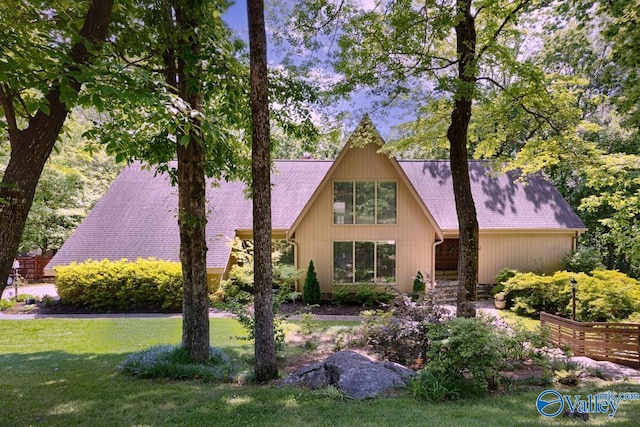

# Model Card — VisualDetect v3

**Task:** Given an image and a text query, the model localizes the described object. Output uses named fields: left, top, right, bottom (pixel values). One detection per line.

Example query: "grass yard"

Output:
left=498, top=309, right=541, bottom=331
left=1, top=317, right=639, bottom=426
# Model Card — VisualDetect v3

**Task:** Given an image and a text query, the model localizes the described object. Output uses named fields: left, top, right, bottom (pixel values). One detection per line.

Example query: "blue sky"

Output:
left=222, top=2, right=408, bottom=138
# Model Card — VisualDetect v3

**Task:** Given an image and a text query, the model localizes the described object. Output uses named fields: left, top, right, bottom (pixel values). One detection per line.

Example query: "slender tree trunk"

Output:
left=172, top=1, right=210, bottom=362
left=449, top=0, right=478, bottom=318
left=0, top=1, right=114, bottom=296
left=247, top=0, right=278, bottom=381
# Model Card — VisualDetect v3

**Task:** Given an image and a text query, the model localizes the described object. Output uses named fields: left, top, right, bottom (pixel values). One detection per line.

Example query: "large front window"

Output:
left=333, top=241, right=396, bottom=284
left=333, top=181, right=397, bottom=224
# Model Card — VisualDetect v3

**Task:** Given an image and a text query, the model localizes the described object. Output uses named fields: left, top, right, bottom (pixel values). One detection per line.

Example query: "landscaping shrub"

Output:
left=119, top=345, right=234, bottom=382
left=423, top=317, right=509, bottom=397
left=561, top=247, right=605, bottom=273
left=405, top=316, right=543, bottom=400
left=55, top=258, right=182, bottom=311
left=576, top=270, right=640, bottom=321
left=501, top=271, right=574, bottom=317
left=360, top=294, right=447, bottom=366
left=412, top=271, right=426, bottom=300
left=15, top=293, right=38, bottom=303
left=491, top=267, right=518, bottom=295
left=217, top=239, right=298, bottom=351
left=303, top=260, right=321, bottom=305
left=0, top=299, right=16, bottom=311
left=502, top=269, right=640, bottom=321
left=331, top=285, right=396, bottom=307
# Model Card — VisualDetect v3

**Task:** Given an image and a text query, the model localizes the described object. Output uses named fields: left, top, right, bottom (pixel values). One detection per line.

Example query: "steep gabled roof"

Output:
left=288, top=115, right=444, bottom=239
left=47, top=165, right=182, bottom=271
left=48, top=119, right=586, bottom=273
left=48, top=160, right=331, bottom=272
left=399, top=160, right=586, bottom=232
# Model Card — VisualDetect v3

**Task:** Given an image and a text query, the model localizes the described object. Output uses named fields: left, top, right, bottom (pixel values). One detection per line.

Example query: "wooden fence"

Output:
left=540, top=312, right=640, bottom=368
left=15, top=256, right=53, bottom=281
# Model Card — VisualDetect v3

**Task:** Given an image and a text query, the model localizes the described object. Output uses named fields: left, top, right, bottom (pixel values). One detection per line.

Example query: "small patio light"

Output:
left=570, top=278, right=578, bottom=321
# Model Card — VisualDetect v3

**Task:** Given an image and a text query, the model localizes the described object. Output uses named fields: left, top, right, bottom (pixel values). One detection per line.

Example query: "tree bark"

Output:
left=172, top=1, right=211, bottom=362
left=0, top=0, right=114, bottom=297
left=247, top=0, right=278, bottom=381
left=449, top=0, right=478, bottom=318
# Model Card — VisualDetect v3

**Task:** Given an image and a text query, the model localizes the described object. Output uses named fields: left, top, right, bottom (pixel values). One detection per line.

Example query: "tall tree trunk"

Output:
left=247, top=0, right=278, bottom=381
left=0, top=1, right=114, bottom=296
left=449, top=0, right=478, bottom=318
left=172, top=1, right=210, bottom=362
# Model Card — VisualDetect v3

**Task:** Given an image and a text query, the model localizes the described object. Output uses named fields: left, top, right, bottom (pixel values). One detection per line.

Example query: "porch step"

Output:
left=430, top=281, right=491, bottom=304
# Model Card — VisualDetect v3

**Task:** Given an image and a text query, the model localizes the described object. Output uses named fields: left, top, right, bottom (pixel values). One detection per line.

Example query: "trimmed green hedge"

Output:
left=55, top=258, right=182, bottom=311
left=502, top=269, right=640, bottom=322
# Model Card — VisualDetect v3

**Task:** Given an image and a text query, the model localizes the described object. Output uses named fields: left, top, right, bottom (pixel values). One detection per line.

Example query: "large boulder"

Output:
left=282, top=350, right=414, bottom=400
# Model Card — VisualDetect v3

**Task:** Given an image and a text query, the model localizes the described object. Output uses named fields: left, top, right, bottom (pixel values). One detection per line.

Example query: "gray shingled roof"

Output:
left=399, top=160, right=586, bottom=231
left=48, top=158, right=585, bottom=271
left=48, top=161, right=332, bottom=271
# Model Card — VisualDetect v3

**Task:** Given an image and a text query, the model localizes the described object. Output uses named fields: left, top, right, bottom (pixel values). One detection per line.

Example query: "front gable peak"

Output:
left=288, top=115, right=443, bottom=239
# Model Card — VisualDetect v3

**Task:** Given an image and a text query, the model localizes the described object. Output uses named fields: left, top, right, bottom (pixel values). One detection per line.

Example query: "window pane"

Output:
left=333, top=182, right=353, bottom=224
left=376, top=242, right=396, bottom=283
left=334, top=242, right=353, bottom=283
left=355, top=241, right=374, bottom=282
left=377, top=181, right=397, bottom=224
left=355, top=181, right=375, bottom=224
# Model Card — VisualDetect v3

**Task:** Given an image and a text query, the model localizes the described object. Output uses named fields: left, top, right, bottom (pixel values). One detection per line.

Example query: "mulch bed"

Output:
left=278, top=300, right=385, bottom=317
left=2, top=300, right=380, bottom=317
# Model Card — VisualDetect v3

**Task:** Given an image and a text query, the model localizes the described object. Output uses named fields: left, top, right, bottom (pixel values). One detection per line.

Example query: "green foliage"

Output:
left=561, top=247, right=605, bottom=273
left=0, top=299, right=16, bottom=311
left=503, top=269, right=640, bottom=321
left=408, top=369, right=461, bottom=402
left=492, top=268, right=518, bottom=295
left=299, top=312, right=315, bottom=336
left=17, top=111, right=120, bottom=254
left=502, top=271, right=574, bottom=318
left=218, top=239, right=298, bottom=351
left=412, top=271, right=426, bottom=293
left=360, top=294, right=447, bottom=366
left=54, top=258, right=183, bottom=311
left=303, top=260, right=321, bottom=305
left=15, top=293, right=37, bottom=303
left=119, top=345, right=234, bottom=382
left=220, top=238, right=302, bottom=303
left=331, top=285, right=395, bottom=307
left=406, top=314, right=546, bottom=401
left=422, top=318, right=508, bottom=398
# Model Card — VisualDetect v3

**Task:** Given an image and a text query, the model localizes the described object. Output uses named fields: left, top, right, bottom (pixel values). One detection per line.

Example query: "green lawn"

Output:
left=1, top=317, right=639, bottom=426
left=497, top=309, right=541, bottom=331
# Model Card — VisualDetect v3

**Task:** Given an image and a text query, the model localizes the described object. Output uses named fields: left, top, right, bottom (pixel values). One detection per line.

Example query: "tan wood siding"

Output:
left=478, top=233, right=575, bottom=284
left=295, top=143, right=435, bottom=293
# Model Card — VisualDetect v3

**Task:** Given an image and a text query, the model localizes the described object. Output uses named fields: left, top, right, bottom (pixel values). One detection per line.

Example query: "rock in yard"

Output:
left=282, top=350, right=414, bottom=400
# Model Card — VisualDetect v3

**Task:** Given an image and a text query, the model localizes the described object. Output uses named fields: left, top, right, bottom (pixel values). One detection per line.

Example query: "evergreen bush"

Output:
left=55, top=258, right=182, bottom=311
left=561, top=247, right=605, bottom=273
left=303, top=260, right=321, bottom=305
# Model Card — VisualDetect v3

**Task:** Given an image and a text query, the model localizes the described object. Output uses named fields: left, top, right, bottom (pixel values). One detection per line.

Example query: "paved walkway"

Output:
left=474, top=299, right=640, bottom=383
left=1, top=283, right=57, bottom=300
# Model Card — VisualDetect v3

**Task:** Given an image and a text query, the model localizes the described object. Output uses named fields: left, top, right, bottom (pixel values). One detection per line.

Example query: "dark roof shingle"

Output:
left=48, top=158, right=584, bottom=271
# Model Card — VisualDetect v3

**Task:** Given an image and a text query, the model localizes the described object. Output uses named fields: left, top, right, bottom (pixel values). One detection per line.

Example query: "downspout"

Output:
left=432, top=236, right=444, bottom=291
left=286, top=231, right=299, bottom=292
left=572, top=231, right=580, bottom=251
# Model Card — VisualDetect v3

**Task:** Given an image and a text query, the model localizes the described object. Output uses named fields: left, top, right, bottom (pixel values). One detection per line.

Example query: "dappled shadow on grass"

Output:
left=1, top=350, right=640, bottom=426
left=0, top=348, right=247, bottom=427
